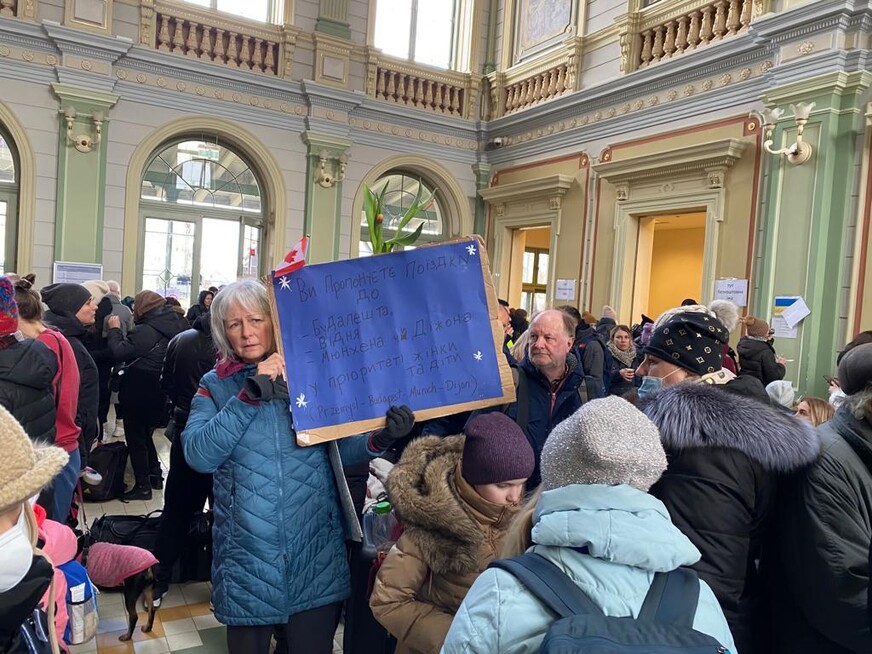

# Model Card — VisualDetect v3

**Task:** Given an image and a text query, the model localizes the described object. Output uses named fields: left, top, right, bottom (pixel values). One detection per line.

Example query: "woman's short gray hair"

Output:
left=210, top=279, right=272, bottom=362
left=844, top=385, right=872, bottom=421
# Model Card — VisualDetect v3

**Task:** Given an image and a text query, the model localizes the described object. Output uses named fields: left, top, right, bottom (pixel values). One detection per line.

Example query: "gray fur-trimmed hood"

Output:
left=641, top=382, right=820, bottom=472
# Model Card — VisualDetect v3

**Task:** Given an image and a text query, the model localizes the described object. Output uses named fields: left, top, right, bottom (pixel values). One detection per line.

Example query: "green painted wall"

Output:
left=756, top=72, right=870, bottom=397
left=301, top=131, right=351, bottom=263
left=52, top=84, right=118, bottom=264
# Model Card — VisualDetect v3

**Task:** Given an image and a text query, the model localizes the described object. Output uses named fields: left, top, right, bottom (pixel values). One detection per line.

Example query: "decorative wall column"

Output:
left=51, top=83, right=118, bottom=264
left=301, top=131, right=351, bottom=264
left=472, top=162, right=491, bottom=236
left=755, top=71, right=872, bottom=396
left=315, top=0, right=350, bottom=40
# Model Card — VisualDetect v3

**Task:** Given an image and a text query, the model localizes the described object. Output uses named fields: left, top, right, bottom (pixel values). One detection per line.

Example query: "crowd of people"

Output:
left=0, top=270, right=870, bottom=654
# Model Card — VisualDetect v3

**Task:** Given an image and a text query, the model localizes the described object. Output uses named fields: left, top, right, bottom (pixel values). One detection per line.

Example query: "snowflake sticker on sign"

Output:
left=270, top=237, right=513, bottom=445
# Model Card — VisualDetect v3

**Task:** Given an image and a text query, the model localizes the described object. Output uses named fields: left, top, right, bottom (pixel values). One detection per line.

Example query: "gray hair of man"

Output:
left=210, top=279, right=273, bottom=362
left=531, top=308, right=576, bottom=339
left=106, top=280, right=122, bottom=297
left=844, top=386, right=872, bottom=421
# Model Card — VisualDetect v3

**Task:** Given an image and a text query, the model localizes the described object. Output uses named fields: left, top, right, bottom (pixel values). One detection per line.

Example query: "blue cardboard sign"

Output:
left=271, top=237, right=513, bottom=444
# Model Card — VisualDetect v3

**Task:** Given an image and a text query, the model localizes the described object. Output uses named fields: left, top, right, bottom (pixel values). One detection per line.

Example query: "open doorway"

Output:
left=633, top=212, right=706, bottom=320
left=506, top=226, right=551, bottom=312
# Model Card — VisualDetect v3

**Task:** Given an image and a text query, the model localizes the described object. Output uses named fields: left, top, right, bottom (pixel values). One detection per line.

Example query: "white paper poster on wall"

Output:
left=714, top=278, right=748, bottom=307
left=772, top=296, right=804, bottom=339
left=53, top=261, right=103, bottom=285
left=781, top=297, right=811, bottom=329
left=554, top=278, right=576, bottom=301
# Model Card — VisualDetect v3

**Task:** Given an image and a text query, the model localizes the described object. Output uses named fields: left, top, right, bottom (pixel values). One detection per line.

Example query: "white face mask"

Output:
left=0, top=509, right=33, bottom=593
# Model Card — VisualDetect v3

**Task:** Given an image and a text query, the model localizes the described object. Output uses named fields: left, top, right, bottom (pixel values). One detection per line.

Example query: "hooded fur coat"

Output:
left=643, top=382, right=820, bottom=654
left=370, top=436, right=519, bottom=654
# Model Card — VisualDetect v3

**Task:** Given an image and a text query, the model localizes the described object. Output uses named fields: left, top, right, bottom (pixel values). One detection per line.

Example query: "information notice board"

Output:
left=269, top=236, right=515, bottom=446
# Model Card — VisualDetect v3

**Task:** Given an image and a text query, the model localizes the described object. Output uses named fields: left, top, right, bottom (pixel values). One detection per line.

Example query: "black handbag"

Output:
left=89, top=510, right=213, bottom=583
left=90, top=510, right=163, bottom=550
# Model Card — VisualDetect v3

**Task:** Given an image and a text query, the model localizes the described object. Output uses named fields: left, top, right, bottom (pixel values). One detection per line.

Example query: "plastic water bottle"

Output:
left=365, top=500, right=398, bottom=553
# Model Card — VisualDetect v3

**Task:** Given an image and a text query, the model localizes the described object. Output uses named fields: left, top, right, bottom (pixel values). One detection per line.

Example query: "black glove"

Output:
left=371, top=405, right=415, bottom=451
left=244, top=375, right=289, bottom=402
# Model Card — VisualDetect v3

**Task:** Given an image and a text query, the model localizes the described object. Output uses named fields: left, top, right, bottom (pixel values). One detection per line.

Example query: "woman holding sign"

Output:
left=182, top=279, right=414, bottom=654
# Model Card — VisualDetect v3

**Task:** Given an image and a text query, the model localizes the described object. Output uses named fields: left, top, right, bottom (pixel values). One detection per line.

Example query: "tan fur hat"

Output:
left=0, top=404, right=68, bottom=514
left=742, top=316, right=770, bottom=339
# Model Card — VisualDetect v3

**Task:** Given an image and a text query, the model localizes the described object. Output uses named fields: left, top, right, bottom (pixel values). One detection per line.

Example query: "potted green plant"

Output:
left=363, top=180, right=434, bottom=254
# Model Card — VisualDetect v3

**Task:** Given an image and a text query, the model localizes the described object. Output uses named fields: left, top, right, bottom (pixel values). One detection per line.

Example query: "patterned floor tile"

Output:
left=156, top=606, right=191, bottom=622
left=132, top=638, right=169, bottom=654
left=161, top=617, right=197, bottom=636
left=165, top=631, right=204, bottom=651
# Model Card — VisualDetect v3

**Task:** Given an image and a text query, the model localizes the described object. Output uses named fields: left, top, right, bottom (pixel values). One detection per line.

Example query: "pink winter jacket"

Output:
left=39, top=519, right=77, bottom=653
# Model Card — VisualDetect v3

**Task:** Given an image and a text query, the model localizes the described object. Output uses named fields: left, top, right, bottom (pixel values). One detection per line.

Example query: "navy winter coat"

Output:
left=504, top=356, right=585, bottom=488
left=182, top=361, right=376, bottom=626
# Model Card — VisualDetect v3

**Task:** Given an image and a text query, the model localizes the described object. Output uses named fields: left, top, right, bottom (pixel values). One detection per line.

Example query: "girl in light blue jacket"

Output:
left=441, top=395, right=736, bottom=654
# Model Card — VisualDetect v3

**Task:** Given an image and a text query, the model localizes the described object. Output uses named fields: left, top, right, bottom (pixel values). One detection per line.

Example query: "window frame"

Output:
left=0, top=127, right=20, bottom=274
left=521, top=247, right=549, bottom=314
left=179, top=0, right=282, bottom=25
left=138, top=137, right=266, bottom=301
left=374, top=0, right=465, bottom=71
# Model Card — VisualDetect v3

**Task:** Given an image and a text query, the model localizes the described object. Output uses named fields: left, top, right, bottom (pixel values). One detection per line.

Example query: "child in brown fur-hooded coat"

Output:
left=369, top=413, right=534, bottom=654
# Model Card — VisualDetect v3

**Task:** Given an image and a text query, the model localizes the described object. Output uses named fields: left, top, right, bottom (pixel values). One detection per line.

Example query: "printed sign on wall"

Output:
left=270, top=237, right=515, bottom=445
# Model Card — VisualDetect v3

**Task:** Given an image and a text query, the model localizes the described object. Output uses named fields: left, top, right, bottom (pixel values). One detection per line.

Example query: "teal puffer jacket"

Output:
left=441, top=484, right=737, bottom=654
left=182, top=362, right=374, bottom=626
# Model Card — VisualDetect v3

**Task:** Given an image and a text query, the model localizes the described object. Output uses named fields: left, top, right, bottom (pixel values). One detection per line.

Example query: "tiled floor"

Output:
left=70, top=423, right=344, bottom=653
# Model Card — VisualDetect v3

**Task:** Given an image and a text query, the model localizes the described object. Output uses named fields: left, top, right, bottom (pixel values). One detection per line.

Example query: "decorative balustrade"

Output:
left=141, top=0, right=288, bottom=77
left=486, top=38, right=580, bottom=119
left=366, top=52, right=479, bottom=119
left=620, top=0, right=759, bottom=72
left=503, top=62, right=570, bottom=114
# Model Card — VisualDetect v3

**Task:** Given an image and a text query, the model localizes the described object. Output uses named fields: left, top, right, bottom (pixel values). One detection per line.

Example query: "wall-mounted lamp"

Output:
left=756, top=102, right=815, bottom=165
left=316, top=150, right=348, bottom=188
left=60, top=106, right=105, bottom=153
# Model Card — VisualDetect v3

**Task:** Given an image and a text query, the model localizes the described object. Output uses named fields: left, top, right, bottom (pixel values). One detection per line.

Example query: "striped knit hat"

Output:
left=0, top=277, right=19, bottom=337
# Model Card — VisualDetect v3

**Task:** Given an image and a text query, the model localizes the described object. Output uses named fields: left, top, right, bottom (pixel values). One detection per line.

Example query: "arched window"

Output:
left=373, top=0, right=472, bottom=70
left=139, top=137, right=265, bottom=306
left=0, top=127, right=19, bottom=274
left=359, top=172, right=444, bottom=257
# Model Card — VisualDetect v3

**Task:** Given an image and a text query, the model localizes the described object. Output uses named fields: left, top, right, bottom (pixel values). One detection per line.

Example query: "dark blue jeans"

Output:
left=51, top=448, right=80, bottom=523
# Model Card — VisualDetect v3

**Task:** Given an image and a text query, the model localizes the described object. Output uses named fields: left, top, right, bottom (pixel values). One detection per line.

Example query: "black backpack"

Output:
left=575, top=332, right=614, bottom=396
left=81, top=442, right=127, bottom=502
left=490, top=553, right=730, bottom=653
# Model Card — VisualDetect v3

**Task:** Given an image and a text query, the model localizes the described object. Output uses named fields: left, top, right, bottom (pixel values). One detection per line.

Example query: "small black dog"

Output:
left=119, top=566, right=157, bottom=641
left=78, top=533, right=160, bottom=642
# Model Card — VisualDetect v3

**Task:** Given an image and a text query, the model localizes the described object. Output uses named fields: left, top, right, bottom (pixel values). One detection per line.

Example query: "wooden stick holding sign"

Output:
left=266, top=235, right=515, bottom=446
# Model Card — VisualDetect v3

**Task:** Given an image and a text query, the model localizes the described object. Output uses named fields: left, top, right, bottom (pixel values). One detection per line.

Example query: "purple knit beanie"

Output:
left=461, top=413, right=535, bottom=485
